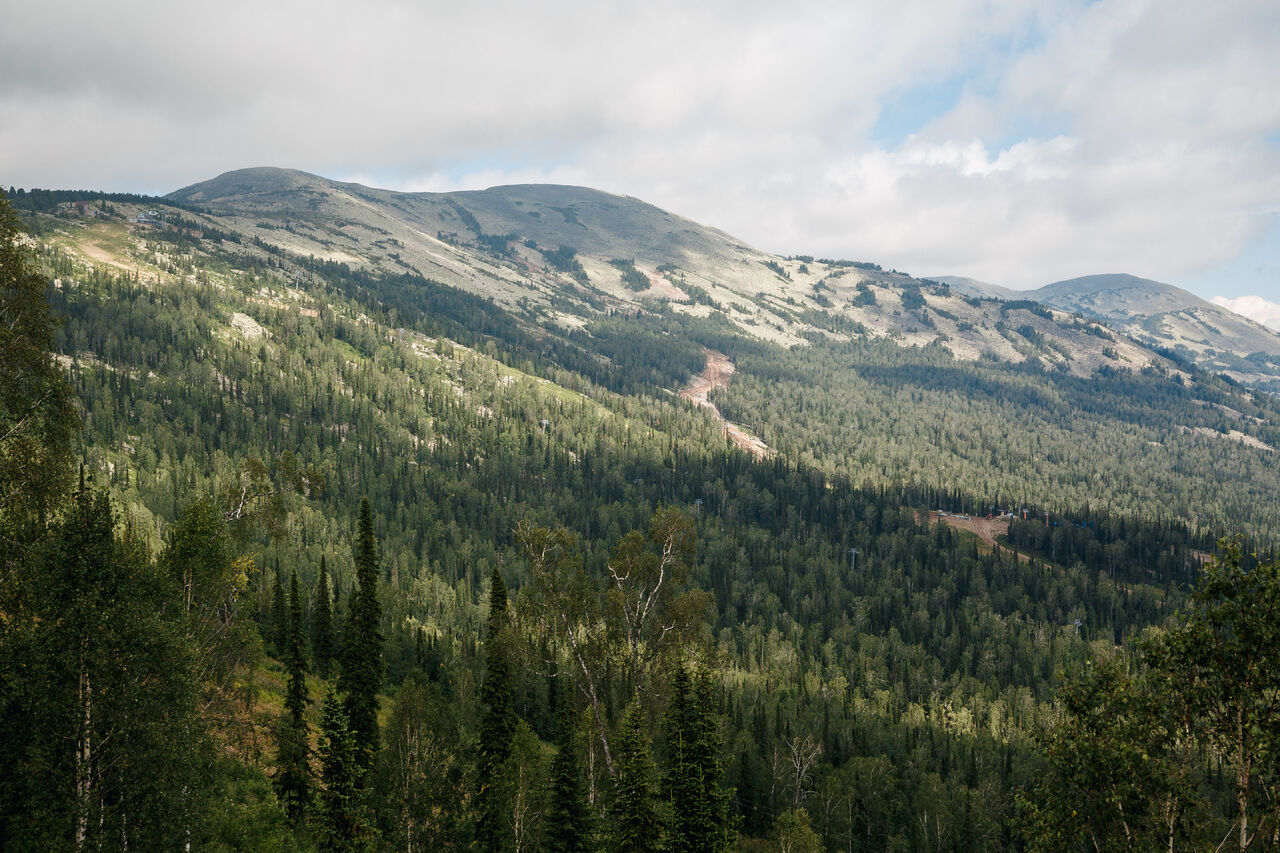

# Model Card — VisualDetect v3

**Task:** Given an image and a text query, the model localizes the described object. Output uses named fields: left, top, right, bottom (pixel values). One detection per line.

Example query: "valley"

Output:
left=4, top=174, right=1279, bottom=851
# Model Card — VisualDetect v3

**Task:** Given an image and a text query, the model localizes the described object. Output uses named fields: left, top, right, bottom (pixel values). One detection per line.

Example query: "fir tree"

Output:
left=269, top=559, right=286, bottom=655
left=4, top=481, right=199, bottom=849
left=609, top=701, right=659, bottom=853
left=688, top=669, right=734, bottom=852
left=317, top=688, right=367, bottom=853
left=276, top=569, right=310, bottom=824
left=662, top=666, right=733, bottom=852
left=543, top=678, right=592, bottom=852
left=477, top=565, right=516, bottom=851
left=285, top=570, right=308, bottom=721
left=340, top=498, right=383, bottom=775
left=314, top=554, right=334, bottom=680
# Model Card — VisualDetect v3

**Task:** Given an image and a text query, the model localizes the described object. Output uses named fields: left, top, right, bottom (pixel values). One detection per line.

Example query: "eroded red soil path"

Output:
left=680, top=349, right=769, bottom=458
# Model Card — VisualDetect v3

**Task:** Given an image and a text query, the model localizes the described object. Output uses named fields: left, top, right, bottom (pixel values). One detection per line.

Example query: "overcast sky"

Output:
left=3, top=0, right=1278, bottom=300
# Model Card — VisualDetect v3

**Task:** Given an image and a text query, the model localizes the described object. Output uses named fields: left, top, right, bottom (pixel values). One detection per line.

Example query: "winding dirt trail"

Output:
left=680, top=349, right=769, bottom=458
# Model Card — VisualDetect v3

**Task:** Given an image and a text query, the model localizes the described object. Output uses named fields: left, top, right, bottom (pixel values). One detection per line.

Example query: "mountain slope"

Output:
left=19, top=174, right=1280, bottom=538
left=164, top=168, right=1172, bottom=374
left=1032, top=273, right=1280, bottom=388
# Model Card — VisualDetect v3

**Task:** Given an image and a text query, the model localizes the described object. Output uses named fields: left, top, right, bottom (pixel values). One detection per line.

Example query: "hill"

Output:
left=16, top=171, right=1280, bottom=538
left=6, top=175, right=1280, bottom=849
left=1032, top=273, right=1280, bottom=388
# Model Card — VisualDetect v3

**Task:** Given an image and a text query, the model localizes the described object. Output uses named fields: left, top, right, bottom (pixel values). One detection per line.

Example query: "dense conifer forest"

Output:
left=5, top=191, right=1280, bottom=850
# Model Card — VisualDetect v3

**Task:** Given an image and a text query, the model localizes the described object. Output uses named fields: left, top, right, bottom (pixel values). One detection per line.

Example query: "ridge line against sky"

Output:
left=2, top=0, right=1277, bottom=301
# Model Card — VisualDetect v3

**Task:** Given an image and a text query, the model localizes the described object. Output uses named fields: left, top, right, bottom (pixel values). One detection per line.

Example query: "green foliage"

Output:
left=543, top=679, right=592, bottom=852
left=760, top=260, right=790, bottom=281
left=1014, top=653, right=1188, bottom=851
left=496, top=721, right=552, bottom=852
left=314, top=554, right=334, bottom=679
left=340, top=498, right=383, bottom=774
left=542, top=244, right=589, bottom=285
left=899, top=286, right=926, bottom=311
left=608, top=702, right=659, bottom=853
left=375, top=674, right=469, bottom=852
left=24, top=198, right=1280, bottom=850
left=271, top=563, right=287, bottom=654
left=276, top=570, right=311, bottom=825
left=1020, top=542, right=1280, bottom=851
left=317, top=689, right=369, bottom=853
left=661, top=666, right=733, bottom=852
left=1, top=483, right=201, bottom=850
left=609, top=258, right=650, bottom=291
left=478, top=566, right=517, bottom=850
left=774, top=808, right=821, bottom=853
left=0, top=190, right=78, bottom=543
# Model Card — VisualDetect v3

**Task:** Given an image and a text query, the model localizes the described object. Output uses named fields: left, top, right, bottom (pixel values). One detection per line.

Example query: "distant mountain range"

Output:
left=938, top=273, right=1280, bottom=389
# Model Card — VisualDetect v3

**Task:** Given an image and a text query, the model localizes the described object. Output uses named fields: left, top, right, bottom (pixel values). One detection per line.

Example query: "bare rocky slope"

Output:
left=167, top=167, right=1183, bottom=380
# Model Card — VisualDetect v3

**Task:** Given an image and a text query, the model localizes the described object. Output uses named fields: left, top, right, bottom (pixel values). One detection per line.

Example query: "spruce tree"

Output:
left=662, top=665, right=695, bottom=852
left=317, top=688, right=367, bottom=853
left=477, top=565, right=515, bottom=851
left=340, top=498, right=382, bottom=775
left=276, top=569, right=310, bottom=824
left=609, top=701, right=660, bottom=853
left=314, top=554, right=334, bottom=679
left=662, top=666, right=733, bottom=852
left=270, top=559, right=287, bottom=655
left=544, top=678, right=592, bottom=852
left=688, top=669, right=734, bottom=852
left=5, top=482, right=199, bottom=848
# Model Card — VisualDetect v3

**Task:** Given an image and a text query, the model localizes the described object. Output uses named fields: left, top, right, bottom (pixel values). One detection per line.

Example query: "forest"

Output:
left=4, top=190, right=1280, bottom=851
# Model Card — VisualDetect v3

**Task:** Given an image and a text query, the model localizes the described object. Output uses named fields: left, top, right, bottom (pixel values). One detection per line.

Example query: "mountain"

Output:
left=18, top=167, right=1280, bottom=538
left=1213, top=294, right=1280, bottom=333
left=1030, top=273, right=1280, bottom=388
left=933, top=275, right=1024, bottom=301
left=9, top=172, right=1280, bottom=850
left=163, top=169, right=1184, bottom=381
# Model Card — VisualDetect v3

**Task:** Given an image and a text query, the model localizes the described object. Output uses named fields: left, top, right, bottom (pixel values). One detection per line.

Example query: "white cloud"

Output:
left=2, top=0, right=1278, bottom=296
left=1213, top=295, right=1280, bottom=332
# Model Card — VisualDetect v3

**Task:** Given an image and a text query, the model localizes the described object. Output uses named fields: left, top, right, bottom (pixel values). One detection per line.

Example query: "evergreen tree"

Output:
left=276, top=569, right=310, bottom=824
left=662, top=666, right=733, bottom=853
left=690, top=669, right=734, bottom=851
left=543, top=678, right=592, bottom=852
left=270, top=560, right=286, bottom=655
left=3, top=481, right=200, bottom=849
left=0, top=190, right=78, bottom=544
left=608, top=701, right=659, bottom=853
left=314, top=554, right=334, bottom=679
left=340, top=498, right=383, bottom=775
left=477, top=565, right=516, bottom=851
left=662, top=665, right=695, bottom=851
left=317, top=688, right=367, bottom=853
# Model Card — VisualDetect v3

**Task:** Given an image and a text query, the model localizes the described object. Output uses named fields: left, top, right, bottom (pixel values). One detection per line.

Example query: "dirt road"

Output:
left=680, top=349, right=769, bottom=458
left=927, top=511, right=1041, bottom=565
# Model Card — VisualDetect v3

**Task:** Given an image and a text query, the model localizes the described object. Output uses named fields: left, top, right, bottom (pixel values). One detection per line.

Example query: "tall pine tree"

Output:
left=269, top=559, right=286, bottom=655
left=609, top=701, right=660, bottom=853
left=477, top=565, right=516, bottom=851
left=314, top=554, right=334, bottom=679
left=544, top=676, right=592, bottom=852
left=317, top=688, right=367, bottom=853
left=275, top=569, right=310, bottom=824
left=661, top=665, right=733, bottom=852
left=340, top=498, right=382, bottom=776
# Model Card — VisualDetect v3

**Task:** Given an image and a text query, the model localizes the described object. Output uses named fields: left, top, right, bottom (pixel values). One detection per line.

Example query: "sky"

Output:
left=2, top=0, right=1279, bottom=302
